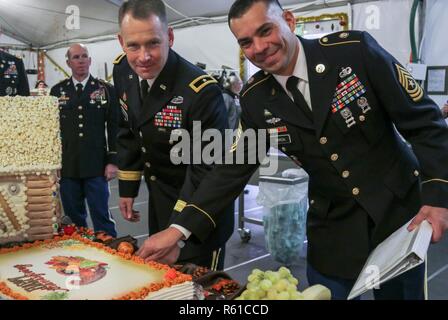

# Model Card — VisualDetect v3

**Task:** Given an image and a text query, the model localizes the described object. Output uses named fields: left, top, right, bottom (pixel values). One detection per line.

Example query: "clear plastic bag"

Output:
left=256, top=170, right=308, bottom=265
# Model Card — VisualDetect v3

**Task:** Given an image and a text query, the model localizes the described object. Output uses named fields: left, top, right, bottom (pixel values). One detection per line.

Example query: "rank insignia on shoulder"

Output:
left=113, top=53, right=126, bottom=65
left=189, top=75, right=217, bottom=93
left=395, top=63, right=423, bottom=102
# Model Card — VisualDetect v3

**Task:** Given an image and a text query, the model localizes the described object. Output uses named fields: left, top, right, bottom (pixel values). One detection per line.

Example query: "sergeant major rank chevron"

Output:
left=395, top=63, right=424, bottom=102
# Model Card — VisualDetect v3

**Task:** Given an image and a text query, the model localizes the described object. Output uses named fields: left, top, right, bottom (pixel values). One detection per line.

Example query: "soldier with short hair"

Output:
left=167, top=0, right=448, bottom=299
left=113, top=0, right=233, bottom=270
left=50, top=43, right=119, bottom=237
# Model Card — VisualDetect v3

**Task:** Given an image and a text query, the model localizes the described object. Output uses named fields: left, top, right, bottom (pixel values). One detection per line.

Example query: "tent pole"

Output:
left=44, top=52, right=70, bottom=78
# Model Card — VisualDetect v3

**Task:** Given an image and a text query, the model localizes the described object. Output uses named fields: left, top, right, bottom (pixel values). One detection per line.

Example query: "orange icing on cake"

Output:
left=0, top=235, right=192, bottom=300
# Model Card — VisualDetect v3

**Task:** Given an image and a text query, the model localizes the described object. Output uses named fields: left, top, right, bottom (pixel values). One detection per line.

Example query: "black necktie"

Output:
left=76, top=83, right=83, bottom=98
left=286, top=76, right=313, bottom=120
left=140, top=79, right=149, bottom=101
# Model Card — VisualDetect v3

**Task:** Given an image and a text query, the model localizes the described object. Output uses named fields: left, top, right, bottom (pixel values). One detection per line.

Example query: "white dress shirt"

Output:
left=72, top=75, right=90, bottom=91
left=273, top=38, right=313, bottom=110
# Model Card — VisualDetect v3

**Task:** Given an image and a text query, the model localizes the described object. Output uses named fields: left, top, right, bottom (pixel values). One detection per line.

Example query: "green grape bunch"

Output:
left=236, top=267, right=331, bottom=300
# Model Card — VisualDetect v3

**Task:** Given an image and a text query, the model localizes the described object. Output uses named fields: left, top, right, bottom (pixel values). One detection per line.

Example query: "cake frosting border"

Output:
left=0, top=234, right=192, bottom=300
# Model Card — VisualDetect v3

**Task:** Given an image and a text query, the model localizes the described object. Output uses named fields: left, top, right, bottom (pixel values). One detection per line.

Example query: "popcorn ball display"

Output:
left=0, top=96, right=62, bottom=245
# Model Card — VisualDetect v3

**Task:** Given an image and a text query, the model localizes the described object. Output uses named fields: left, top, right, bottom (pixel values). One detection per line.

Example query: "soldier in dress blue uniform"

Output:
left=50, top=44, right=119, bottom=237
left=162, top=0, right=448, bottom=299
left=0, top=49, right=30, bottom=96
left=113, top=0, right=233, bottom=270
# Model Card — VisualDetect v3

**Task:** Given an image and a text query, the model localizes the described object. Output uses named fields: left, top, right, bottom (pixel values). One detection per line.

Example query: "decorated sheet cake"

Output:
left=0, top=235, right=192, bottom=300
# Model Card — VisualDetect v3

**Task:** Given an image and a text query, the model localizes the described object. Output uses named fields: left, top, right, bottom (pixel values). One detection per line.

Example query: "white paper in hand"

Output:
left=348, top=219, right=433, bottom=300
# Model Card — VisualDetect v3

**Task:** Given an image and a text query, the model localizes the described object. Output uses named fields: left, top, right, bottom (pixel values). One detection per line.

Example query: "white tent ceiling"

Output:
left=0, top=0, right=371, bottom=49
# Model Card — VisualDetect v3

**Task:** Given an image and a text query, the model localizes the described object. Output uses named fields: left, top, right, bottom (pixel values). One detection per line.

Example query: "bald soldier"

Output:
left=50, top=44, right=119, bottom=237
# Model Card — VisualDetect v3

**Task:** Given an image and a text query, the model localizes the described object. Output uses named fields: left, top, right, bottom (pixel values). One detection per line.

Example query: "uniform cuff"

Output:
left=421, top=179, right=448, bottom=208
left=170, top=224, right=192, bottom=240
left=171, top=204, right=216, bottom=243
left=118, top=177, right=141, bottom=198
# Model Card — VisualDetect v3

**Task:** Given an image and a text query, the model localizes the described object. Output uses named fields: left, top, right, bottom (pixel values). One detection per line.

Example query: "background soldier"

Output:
left=0, top=49, right=29, bottom=96
left=50, top=43, right=119, bottom=237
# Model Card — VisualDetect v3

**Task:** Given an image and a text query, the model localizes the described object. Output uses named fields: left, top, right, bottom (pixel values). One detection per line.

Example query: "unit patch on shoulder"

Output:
left=395, top=63, right=423, bottom=102
left=113, top=53, right=126, bottom=65
left=189, top=75, right=218, bottom=93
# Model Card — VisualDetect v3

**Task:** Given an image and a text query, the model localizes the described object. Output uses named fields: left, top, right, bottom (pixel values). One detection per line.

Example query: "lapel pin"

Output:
left=271, top=88, right=276, bottom=96
left=315, top=64, right=326, bottom=74
left=160, top=84, right=167, bottom=90
left=129, top=74, right=133, bottom=79
left=247, top=77, right=254, bottom=84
